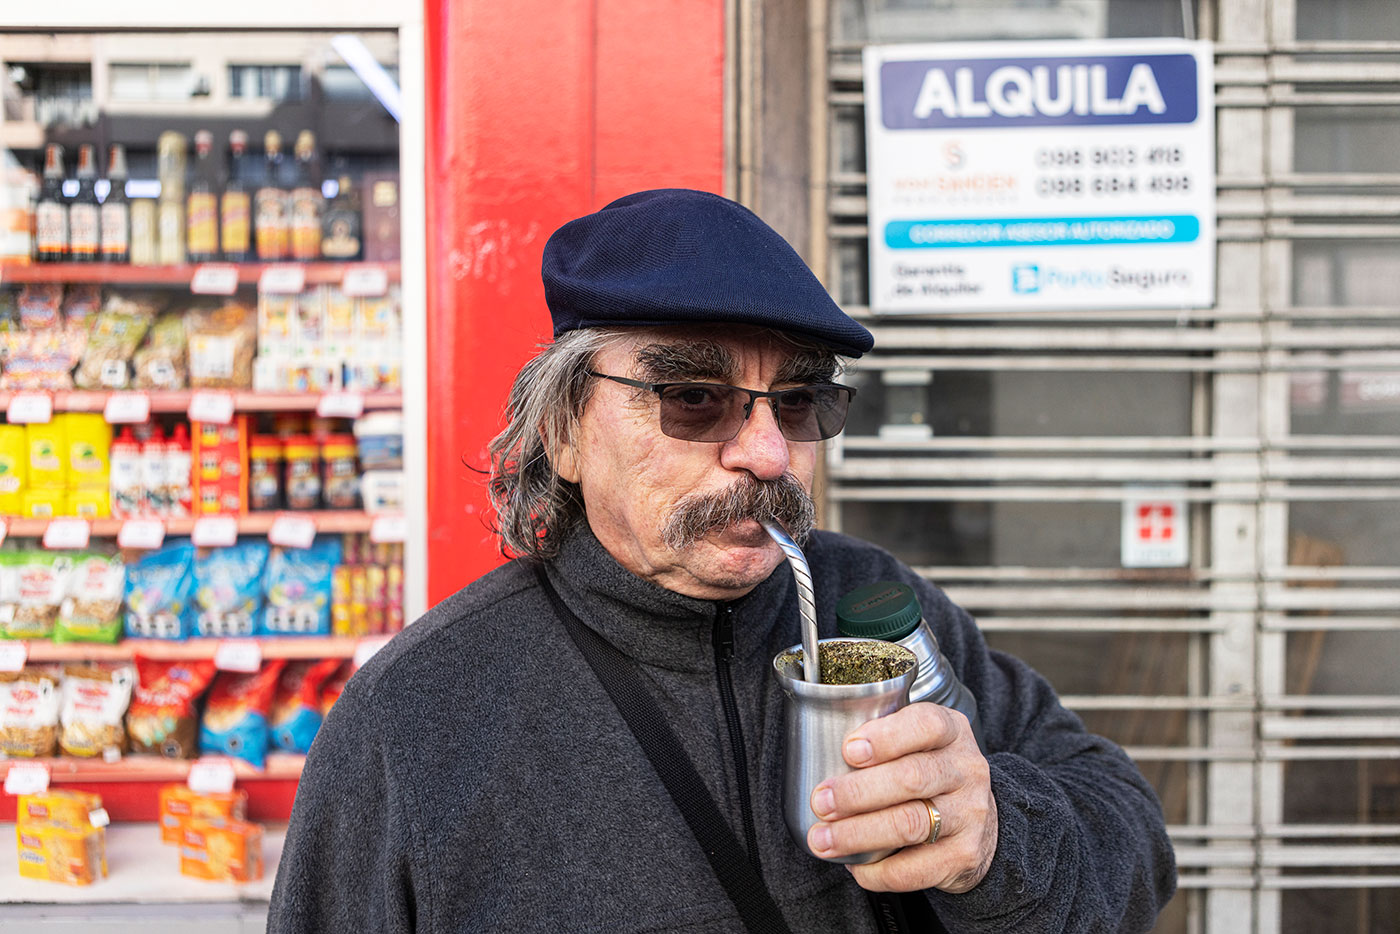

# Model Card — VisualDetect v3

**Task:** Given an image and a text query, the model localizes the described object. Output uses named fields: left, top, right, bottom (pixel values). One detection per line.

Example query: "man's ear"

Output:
left=555, top=441, right=580, bottom=484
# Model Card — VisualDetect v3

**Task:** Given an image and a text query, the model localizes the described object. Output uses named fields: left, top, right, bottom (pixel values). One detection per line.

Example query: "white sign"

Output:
left=43, top=518, right=91, bottom=550
left=7, top=392, right=52, bottom=424
left=369, top=513, right=407, bottom=544
left=1121, top=488, right=1189, bottom=568
left=214, top=639, right=263, bottom=673
left=192, top=515, right=239, bottom=547
left=316, top=392, right=366, bottom=419
left=864, top=39, right=1215, bottom=312
left=188, top=759, right=237, bottom=794
left=0, top=641, right=27, bottom=672
left=190, top=263, right=240, bottom=296
left=188, top=390, right=235, bottom=425
left=4, top=762, right=51, bottom=796
left=118, top=518, right=167, bottom=550
left=104, top=392, right=151, bottom=424
left=259, top=264, right=307, bottom=295
left=342, top=265, right=389, bottom=297
left=269, top=514, right=317, bottom=549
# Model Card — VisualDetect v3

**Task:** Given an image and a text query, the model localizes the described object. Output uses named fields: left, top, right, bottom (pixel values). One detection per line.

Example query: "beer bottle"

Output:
left=34, top=143, right=68, bottom=262
left=186, top=130, right=220, bottom=263
left=254, top=130, right=290, bottom=262
left=321, top=171, right=362, bottom=261
left=289, top=130, right=322, bottom=261
left=100, top=144, right=131, bottom=264
left=220, top=130, right=252, bottom=263
left=68, top=144, right=100, bottom=262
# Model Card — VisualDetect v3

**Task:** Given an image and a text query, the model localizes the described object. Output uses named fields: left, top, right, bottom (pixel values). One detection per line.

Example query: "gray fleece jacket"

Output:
left=268, top=527, right=1176, bottom=933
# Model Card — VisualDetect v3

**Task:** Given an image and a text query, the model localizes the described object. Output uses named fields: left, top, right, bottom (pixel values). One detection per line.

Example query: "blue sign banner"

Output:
left=880, top=53, right=1199, bottom=130
left=885, top=215, right=1201, bottom=249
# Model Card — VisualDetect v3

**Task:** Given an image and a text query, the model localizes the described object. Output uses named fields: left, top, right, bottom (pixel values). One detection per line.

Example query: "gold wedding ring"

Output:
left=924, top=799, right=943, bottom=846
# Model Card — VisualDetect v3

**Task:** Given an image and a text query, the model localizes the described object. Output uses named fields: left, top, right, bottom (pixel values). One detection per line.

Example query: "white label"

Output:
left=269, top=514, right=318, bottom=549
left=188, top=759, right=237, bottom=794
left=214, top=639, right=263, bottom=673
left=88, top=807, right=111, bottom=828
left=118, top=518, right=167, bottom=550
left=4, top=762, right=51, bottom=796
left=1121, top=487, right=1190, bottom=568
left=102, top=746, right=123, bottom=763
left=0, top=641, right=27, bottom=672
left=0, top=518, right=7, bottom=547
left=354, top=636, right=393, bottom=670
left=190, top=263, right=240, bottom=296
left=341, top=265, right=389, bottom=297
left=316, top=392, right=366, bottom=419
left=188, top=390, right=236, bottom=425
left=43, top=518, right=91, bottom=550
left=369, top=513, right=408, bottom=544
left=192, top=515, right=239, bottom=547
left=259, top=264, right=307, bottom=295
left=7, top=392, right=52, bottom=424
left=104, top=392, right=152, bottom=424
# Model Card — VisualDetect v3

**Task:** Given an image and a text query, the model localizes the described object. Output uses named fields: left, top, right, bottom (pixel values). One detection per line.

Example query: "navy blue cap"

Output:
left=542, top=189, right=875, bottom=357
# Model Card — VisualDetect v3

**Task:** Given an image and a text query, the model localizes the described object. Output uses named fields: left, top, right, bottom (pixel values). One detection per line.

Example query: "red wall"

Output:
left=424, top=0, right=727, bottom=603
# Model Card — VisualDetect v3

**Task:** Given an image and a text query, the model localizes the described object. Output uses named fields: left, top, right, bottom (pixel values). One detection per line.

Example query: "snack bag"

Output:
left=179, top=818, right=263, bottom=882
left=261, top=538, right=342, bottom=636
left=73, top=293, right=156, bottom=390
left=270, top=658, right=342, bottom=753
left=0, top=669, right=61, bottom=757
left=4, top=551, right=72, bottom=640
left=124, top=540, right=196, bottom=640
left=126, top=656, right=217, bottom=758
left=16, top=822, right=107, bottom=885
left=193, top=540, right=269, bottom=638
left=159, top=784, right=248, bottom=844
left=186, top=302, right=256, bottom=389
left=200, top=660, right=286, bottom=768
left=58, top=664, right=135, bottom=758
left=55, top=551, right=125, bottom=644
left=320, top=660, right=353, bottom=716
left=132, top=310, right=189, bottom=390
left=17, top=283, right=63, bottom=330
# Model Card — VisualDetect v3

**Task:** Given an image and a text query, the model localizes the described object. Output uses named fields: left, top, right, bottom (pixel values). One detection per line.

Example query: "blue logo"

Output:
left=1012, top=265, right=1040, bottom=293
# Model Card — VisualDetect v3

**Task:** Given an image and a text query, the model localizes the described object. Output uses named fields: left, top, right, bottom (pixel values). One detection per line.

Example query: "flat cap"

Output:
left=542, top=189, right=874, bottom=357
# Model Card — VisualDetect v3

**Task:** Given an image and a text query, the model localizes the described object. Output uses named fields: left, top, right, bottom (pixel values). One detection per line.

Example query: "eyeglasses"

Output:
left=587, top=372, right=857, bottom=442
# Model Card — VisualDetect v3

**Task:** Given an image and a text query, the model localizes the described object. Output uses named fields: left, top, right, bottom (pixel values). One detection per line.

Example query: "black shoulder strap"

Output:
left=533, top=564, right=795, bottom=934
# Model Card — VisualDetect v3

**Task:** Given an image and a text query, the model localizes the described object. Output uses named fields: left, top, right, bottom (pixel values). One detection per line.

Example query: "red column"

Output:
left=424, top=0, right=726, bottom=603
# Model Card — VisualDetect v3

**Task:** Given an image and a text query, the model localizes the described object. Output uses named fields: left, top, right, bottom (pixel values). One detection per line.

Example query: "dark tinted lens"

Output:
left=776, top=385, right=850, bottom=441
left=658, top=383, right=746, bottom=441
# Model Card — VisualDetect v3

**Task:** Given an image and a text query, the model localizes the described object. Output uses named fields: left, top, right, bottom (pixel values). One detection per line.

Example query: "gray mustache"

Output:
left=662, top=474, right=815, bottom=550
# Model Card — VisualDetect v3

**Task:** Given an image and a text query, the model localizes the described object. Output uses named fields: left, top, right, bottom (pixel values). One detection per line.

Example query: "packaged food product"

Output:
left=73, top=293, right=156, bottom=389
left=60, top=283, right=102, bottom=331
left=124, top=540, right=196, bottom=640
left=5, top=551, right=72, bottom=639
left=294, top=288, right=325, bottom=353
left=159, top=784, right=248, bottom=844
left=131, top=310, right=189, bottom=389
left=67, top=488, right=110, bottom=520
left=256, top=293, right=296, bottom=358
left=60, top=413, right=112, bottom=489
left=262, top=538, right=342, bottom=636
left=126, top=656, right=217, bottom=758
left=58, top=663, right=134, bottom=757
left=360, top=469, right=405, bottom=514
left=270, top=657, right=342, bottom=753
left=248, top=435, right=283, bottom=511
left=324, top=288, right=356, bottom=357
left=179, top=818, right=263, bottom=882
left=17, top=283, right=63, bottom=330
left=109, top=426, right=144, bottom=518
left=16, top=822, right=107, bottom=885
left=282, top=435, right=321, bottom=510
left=192, top=417, right=248, bottom=516
left=55, top=551, right=125, bottom=644
left=26, top=420, right=67, bottom=489
left=352, top=411, right=403, bottom=470
left=320, top=434, right=358, bottom=509
left=17, top=790, right=103, bottom=829
left=21, top=488, right=62, bottom=519
left=186, top=302, right=255, bottom=388
left=199, top=660, right=286, bottom=768
left=165, top=423, right=194, bottom=518
left=142, top=426, right=168, bottom=515
left=0, top=669, right=60, bottom=757
left=0, top=424, right=27, bottom=515
left=193, top=540, right=269, bottom=637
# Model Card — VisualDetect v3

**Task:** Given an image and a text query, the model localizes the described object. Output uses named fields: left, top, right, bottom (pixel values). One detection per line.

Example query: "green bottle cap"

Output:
left=836, top=581, right=922, bottom=641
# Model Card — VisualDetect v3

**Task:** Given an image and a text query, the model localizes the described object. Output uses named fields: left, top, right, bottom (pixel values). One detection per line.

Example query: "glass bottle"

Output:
left=320, top=171, right=362, bottom=261
left=220, top=130, right=252, bottom=263
left=34, top=143, right=68, bottom=262
left=68, top=144, right=100, bottom=262
left=289, top=130, right=322, bottom=261
left=186, top=130, right=220, bottom=263
left=155, top=132, right=187, bottom=266
left=254, top=130, right=290, bottom=262
left=100, top=144, right=130, bottom=264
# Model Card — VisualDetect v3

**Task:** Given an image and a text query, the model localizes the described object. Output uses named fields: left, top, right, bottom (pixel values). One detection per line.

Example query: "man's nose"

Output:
left=720, top=398, right=790, bottom=480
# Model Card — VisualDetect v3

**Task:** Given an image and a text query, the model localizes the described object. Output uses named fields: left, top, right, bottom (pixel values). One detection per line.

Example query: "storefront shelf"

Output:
left=18, top=635, right=366, bottom=664
left=1, top=509, right=390, bottom=539
left=0, top=753, right=305, bottom=784
left=0, top=389, right=402, bottom=413
left=0, top=260, right=400, bottom=288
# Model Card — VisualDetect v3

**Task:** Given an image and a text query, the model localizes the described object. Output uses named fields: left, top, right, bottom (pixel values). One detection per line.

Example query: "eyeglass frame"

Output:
left=585, top=371, right=858, bottom=442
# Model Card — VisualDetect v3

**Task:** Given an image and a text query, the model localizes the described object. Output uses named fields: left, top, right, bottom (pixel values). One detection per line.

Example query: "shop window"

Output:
left=109, top=62, right=195, bottom=102
left=227, top=64, right=303, bottom=101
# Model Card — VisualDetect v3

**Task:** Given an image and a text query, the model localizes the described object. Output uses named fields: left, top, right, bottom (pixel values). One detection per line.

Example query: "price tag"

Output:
left=214, top=639, right=263, bottom=673
left=269, top=514, right=317, bottom=549
left=0, top=518, right=7, bottom=548
left=43, top=518, right=91, bottom=550
left=7, top=392, right=52, bottom=424
left=88, top=808, right=111, bottom=828
left=190, top=263, right=240, bottom=296
left=192, top=515, right=239, bottom=547
left=316, top=392, right=365, bottom=419
left=370, top=513, right=407, bottom=544
left=188, top=390, right=235, bottom=425
left=259, top=264, right=306, bottom=294
left=102, top=746, right=123, bottom=763
left=341, top=265, right=389, bottom=297
left=118, top=518, right=166, bottom=550
left=4, top=762, right=51, bottom=796
left=188, top=759, right=237, bottom=794
left=354, top=636, right=393, bottom=670
left=103, top=392, right=151, bottom=424
left=0, top=641, right=27, bottom=672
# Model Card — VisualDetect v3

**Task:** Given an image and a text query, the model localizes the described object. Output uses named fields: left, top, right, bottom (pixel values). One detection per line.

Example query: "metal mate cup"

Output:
left=772, top=637, right=919, bottom=864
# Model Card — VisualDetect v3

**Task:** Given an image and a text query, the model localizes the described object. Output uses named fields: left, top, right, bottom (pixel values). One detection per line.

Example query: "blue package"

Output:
left=193, top=540, right=270, bottom=638
left=199, top=660, right=285, bottom=769
left=123, top=540, right=196, bottom=640
left=261, top=537, right=342, bottom=636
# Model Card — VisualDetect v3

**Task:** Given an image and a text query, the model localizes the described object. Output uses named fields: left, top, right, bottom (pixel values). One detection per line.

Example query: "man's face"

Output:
left=557, top=327, right=829, bottom=600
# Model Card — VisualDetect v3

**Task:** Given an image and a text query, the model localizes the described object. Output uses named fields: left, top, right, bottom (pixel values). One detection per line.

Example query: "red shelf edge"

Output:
left=0, top=752, right=305, bottom=784
left=20, top=635, right=363, bottom=664
left=0, top=260, right=401, bottom=287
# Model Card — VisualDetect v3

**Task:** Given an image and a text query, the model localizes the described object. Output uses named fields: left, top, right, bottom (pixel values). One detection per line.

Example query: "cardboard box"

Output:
left=16, top=822, right=107, bottom=885
left=17, top=790, right=103, bottom=830
left=191, top=417, right=249, bottom=516
left=179, top=819, right=263, bottom=882
left=159, top=784, right=248, bottom=845
left=361, top=172, right=400, bottom=263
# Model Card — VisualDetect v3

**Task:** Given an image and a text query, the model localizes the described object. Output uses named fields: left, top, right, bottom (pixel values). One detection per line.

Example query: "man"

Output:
left=269, top=189, right=1176, bottom=932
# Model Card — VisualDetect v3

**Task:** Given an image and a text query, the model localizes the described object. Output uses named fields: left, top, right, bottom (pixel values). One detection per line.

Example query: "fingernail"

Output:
left=813, top=786, right=835, bottom=818
left=846, top=738, right=872, bottom=764
left=810, top=824, right=833, bottom=853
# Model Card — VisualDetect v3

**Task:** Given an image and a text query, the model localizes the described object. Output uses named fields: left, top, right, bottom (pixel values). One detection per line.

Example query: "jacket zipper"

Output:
left=713, top=603, right=762, bottom=873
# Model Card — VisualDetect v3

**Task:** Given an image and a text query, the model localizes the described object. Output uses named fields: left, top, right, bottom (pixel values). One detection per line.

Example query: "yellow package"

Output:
left=25, top=420, right=66, bottom=489
left=61, top=413, right=112, bottom=490
left=159, top=784, right=248, bottom=844
left=17, top=790, right=104, bottom=830
left=178, top=819, right=263, bottom=882
left=22, top=487, right=64, bottom=519
left=67, top=487, right=111, bottom=519
left=0, top=424, right=26, bottom=515
left=16, top=822, right=107, bottom=885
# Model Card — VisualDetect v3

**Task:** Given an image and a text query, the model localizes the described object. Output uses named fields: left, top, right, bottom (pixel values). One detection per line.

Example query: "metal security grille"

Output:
left=812, top=2, right=1400, bottom=931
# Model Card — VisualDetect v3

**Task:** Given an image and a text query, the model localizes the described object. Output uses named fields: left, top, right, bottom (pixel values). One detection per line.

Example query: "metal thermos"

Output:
left=771, top=638, right=918, bottom=864
left=836, top=582, right=987, bottom=753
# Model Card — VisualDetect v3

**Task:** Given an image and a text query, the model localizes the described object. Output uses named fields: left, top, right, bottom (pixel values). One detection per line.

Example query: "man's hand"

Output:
left=805, top=702, right=997, bottom=894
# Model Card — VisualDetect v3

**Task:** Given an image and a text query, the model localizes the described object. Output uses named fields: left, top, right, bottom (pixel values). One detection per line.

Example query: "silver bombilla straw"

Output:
left=762, top=521, right=821, bottom=683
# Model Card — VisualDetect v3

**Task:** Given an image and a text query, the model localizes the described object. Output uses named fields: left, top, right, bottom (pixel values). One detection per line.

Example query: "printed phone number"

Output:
left=1035, top=145, right=1186, bottom=168
left=1035, top=174, right=1194, bottom=197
